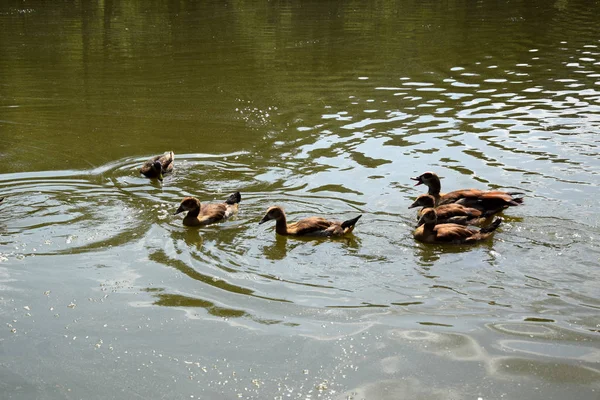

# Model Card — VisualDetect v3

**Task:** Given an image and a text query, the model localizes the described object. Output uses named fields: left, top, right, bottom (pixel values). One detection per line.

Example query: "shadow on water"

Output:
left=258, top=228, right=363, bottom=261
left=144, top=289, right=248, bottom=319
left=141, top=288, right=295, bottom=326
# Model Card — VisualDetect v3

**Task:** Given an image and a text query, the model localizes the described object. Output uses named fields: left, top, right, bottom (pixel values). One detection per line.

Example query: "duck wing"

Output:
left=438, top=189, right=485, bottom=205
left=435, top=204, right=482, bottom=219
left=159, top=151, right=174, bottom=172
left=456, top=191, right=523, bottom=211
left=440, top=188, right=524, bottom=210
left=432, top=223, right=477, bottom=242
left=287, top=217, right=334, bottom=236
left=199, top=203, right=227, bottom=221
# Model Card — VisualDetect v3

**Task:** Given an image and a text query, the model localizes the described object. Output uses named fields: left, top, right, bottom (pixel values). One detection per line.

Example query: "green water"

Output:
left=1, top=1, right=599, bottom=399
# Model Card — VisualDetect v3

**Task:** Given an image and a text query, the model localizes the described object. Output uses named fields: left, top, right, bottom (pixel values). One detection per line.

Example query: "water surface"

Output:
left=1, top=1, right=599, bottom=399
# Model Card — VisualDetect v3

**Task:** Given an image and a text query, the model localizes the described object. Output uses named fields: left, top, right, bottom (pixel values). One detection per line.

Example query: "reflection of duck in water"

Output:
left=140, top=151, right=174, bottom=181
left=413, top=208, right=502, bottom=244
left=174, top=192, right=241, bottom=226
left=259, top=206, right=361, bottom=237
left=409, top=194, right=493, bottom=226
left=411, top=171, right=524, bottom=212
left=0, top=197, right=3, bottom=204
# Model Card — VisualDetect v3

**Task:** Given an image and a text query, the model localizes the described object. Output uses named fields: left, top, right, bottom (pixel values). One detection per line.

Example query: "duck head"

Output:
left=151, top=161, right=164, bottom=181
left=259, top=206, right=285, bottom=225
left=408, top=194, right=436, bottom=209
left=410, top=171, right=440, bottom=187
left=416, top=207, right=437, bottom=227
left=174, top=197, right=201, bottom=215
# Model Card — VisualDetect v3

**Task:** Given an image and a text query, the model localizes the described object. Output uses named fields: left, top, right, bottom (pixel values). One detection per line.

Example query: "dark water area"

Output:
left=1, top=1, right=599, bottom=399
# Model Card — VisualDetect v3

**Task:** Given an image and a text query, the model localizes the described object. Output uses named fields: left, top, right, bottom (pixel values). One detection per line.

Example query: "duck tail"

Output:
left=480, top=217, right=502, bottom=234
left=341, top=214, right=362, bottom=229
left=225, top=191, right=242, bottom=205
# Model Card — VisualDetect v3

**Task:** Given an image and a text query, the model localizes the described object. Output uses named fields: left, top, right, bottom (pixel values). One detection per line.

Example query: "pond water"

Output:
left=1, top=1, right=599, bottom=399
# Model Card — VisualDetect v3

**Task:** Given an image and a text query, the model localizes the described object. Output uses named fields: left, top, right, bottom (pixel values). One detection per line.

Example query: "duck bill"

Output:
left=416, top=215, right=426, bottom=227
left=408, top=200, right=420, bottom=209
left=410, top=176, right=423, bottom=186
left=174, top=205, right=184, bottom=215
left=258, top=215, right=271, bottom=225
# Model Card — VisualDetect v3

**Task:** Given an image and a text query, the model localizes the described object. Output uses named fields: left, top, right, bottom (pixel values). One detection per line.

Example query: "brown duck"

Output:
left=409, top=194, right=493, bottom=226
left=413, top=208, right=502, bottom=244
left=174, top=192, right=241, bottom=226
left=411, top=171, right=524, bottom=211
left=140, top=151, right=174, bottom=181
left=259, top=206, right=361, bottom=237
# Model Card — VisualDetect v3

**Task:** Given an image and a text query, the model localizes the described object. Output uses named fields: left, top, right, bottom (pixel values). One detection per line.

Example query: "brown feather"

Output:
left=286, top=217, right=336, bottom=236
left=259, top=206, right=361, bottom=237
left=412, top=171, right=524, bottom=212
left=174, top=193, right=240, bottom=227
left=413, top=208, right=502, bottom=244
left=410, top=194, right=488, bottom=226
left=140, top=151, right=174, bottom=179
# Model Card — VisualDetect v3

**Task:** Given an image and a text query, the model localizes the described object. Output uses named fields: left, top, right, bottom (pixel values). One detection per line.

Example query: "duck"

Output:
left=413, top=208, right=502, bottom=244
left=174, top=191, right=241, bottom=226
left=140, top=151, right=174, bottom=181
left=259, top=206, right=361, bottom=237
left=408, top=194, right=493, bottom=226
left=410, top=171, right=524, bottom=211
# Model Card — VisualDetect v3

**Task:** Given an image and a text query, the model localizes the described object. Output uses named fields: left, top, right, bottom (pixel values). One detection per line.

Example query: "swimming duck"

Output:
left=140, top=151, right=174, bottom=181
left=174, top=191, right=241, bottom=226
left=413, top=208, right=502, bottom=244
left=410, top=171, right=524, bottom=211
left=259, top=206, right=361, bottom=237
left=408, top=194, right=493, bottom=226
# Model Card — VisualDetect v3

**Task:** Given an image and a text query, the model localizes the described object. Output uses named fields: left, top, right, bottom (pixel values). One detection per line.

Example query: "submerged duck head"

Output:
left=174, top=197, right=201, bottom=215
left=408, top=194, right=436, bottom=209
left=416, top=207, right=437, bottom=227
left=259, top=206, right=285, bottom=225
left=410, top=171, right=439, bottom=187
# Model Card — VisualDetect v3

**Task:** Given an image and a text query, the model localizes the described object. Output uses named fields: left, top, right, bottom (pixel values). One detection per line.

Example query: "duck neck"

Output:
left=427, top=178, right=441, bottom=197
left=274, top=215, right=289, bottom=235
left=186, top=207, right=201, bottom=220
left=423, top=221, right=437, bottom=232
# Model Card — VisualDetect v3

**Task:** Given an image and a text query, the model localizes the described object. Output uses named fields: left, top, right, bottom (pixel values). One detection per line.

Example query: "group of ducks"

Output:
left=0, top=153, right=524, bottom=245
left=141, top=151, right=362, bottom=235
left=143, top=152, right=526, bottom=243
left=408, top=172, right=523, bottom=244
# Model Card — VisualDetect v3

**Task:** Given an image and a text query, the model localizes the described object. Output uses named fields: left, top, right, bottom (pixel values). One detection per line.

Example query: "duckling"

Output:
left=174, top=191, right=241, bottom=226
left=408, top=194, right=492, bottom=226
left=259, top=206, right=361, bottom=237
left=140, top=151, right=174, bottom=181
left=410, top=171, right=524, bottom=210
left=413, top=208, right=502, bottom=244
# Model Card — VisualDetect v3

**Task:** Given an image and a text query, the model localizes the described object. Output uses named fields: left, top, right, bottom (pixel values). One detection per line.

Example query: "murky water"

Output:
left=1, top=1, right=599, bottom=399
